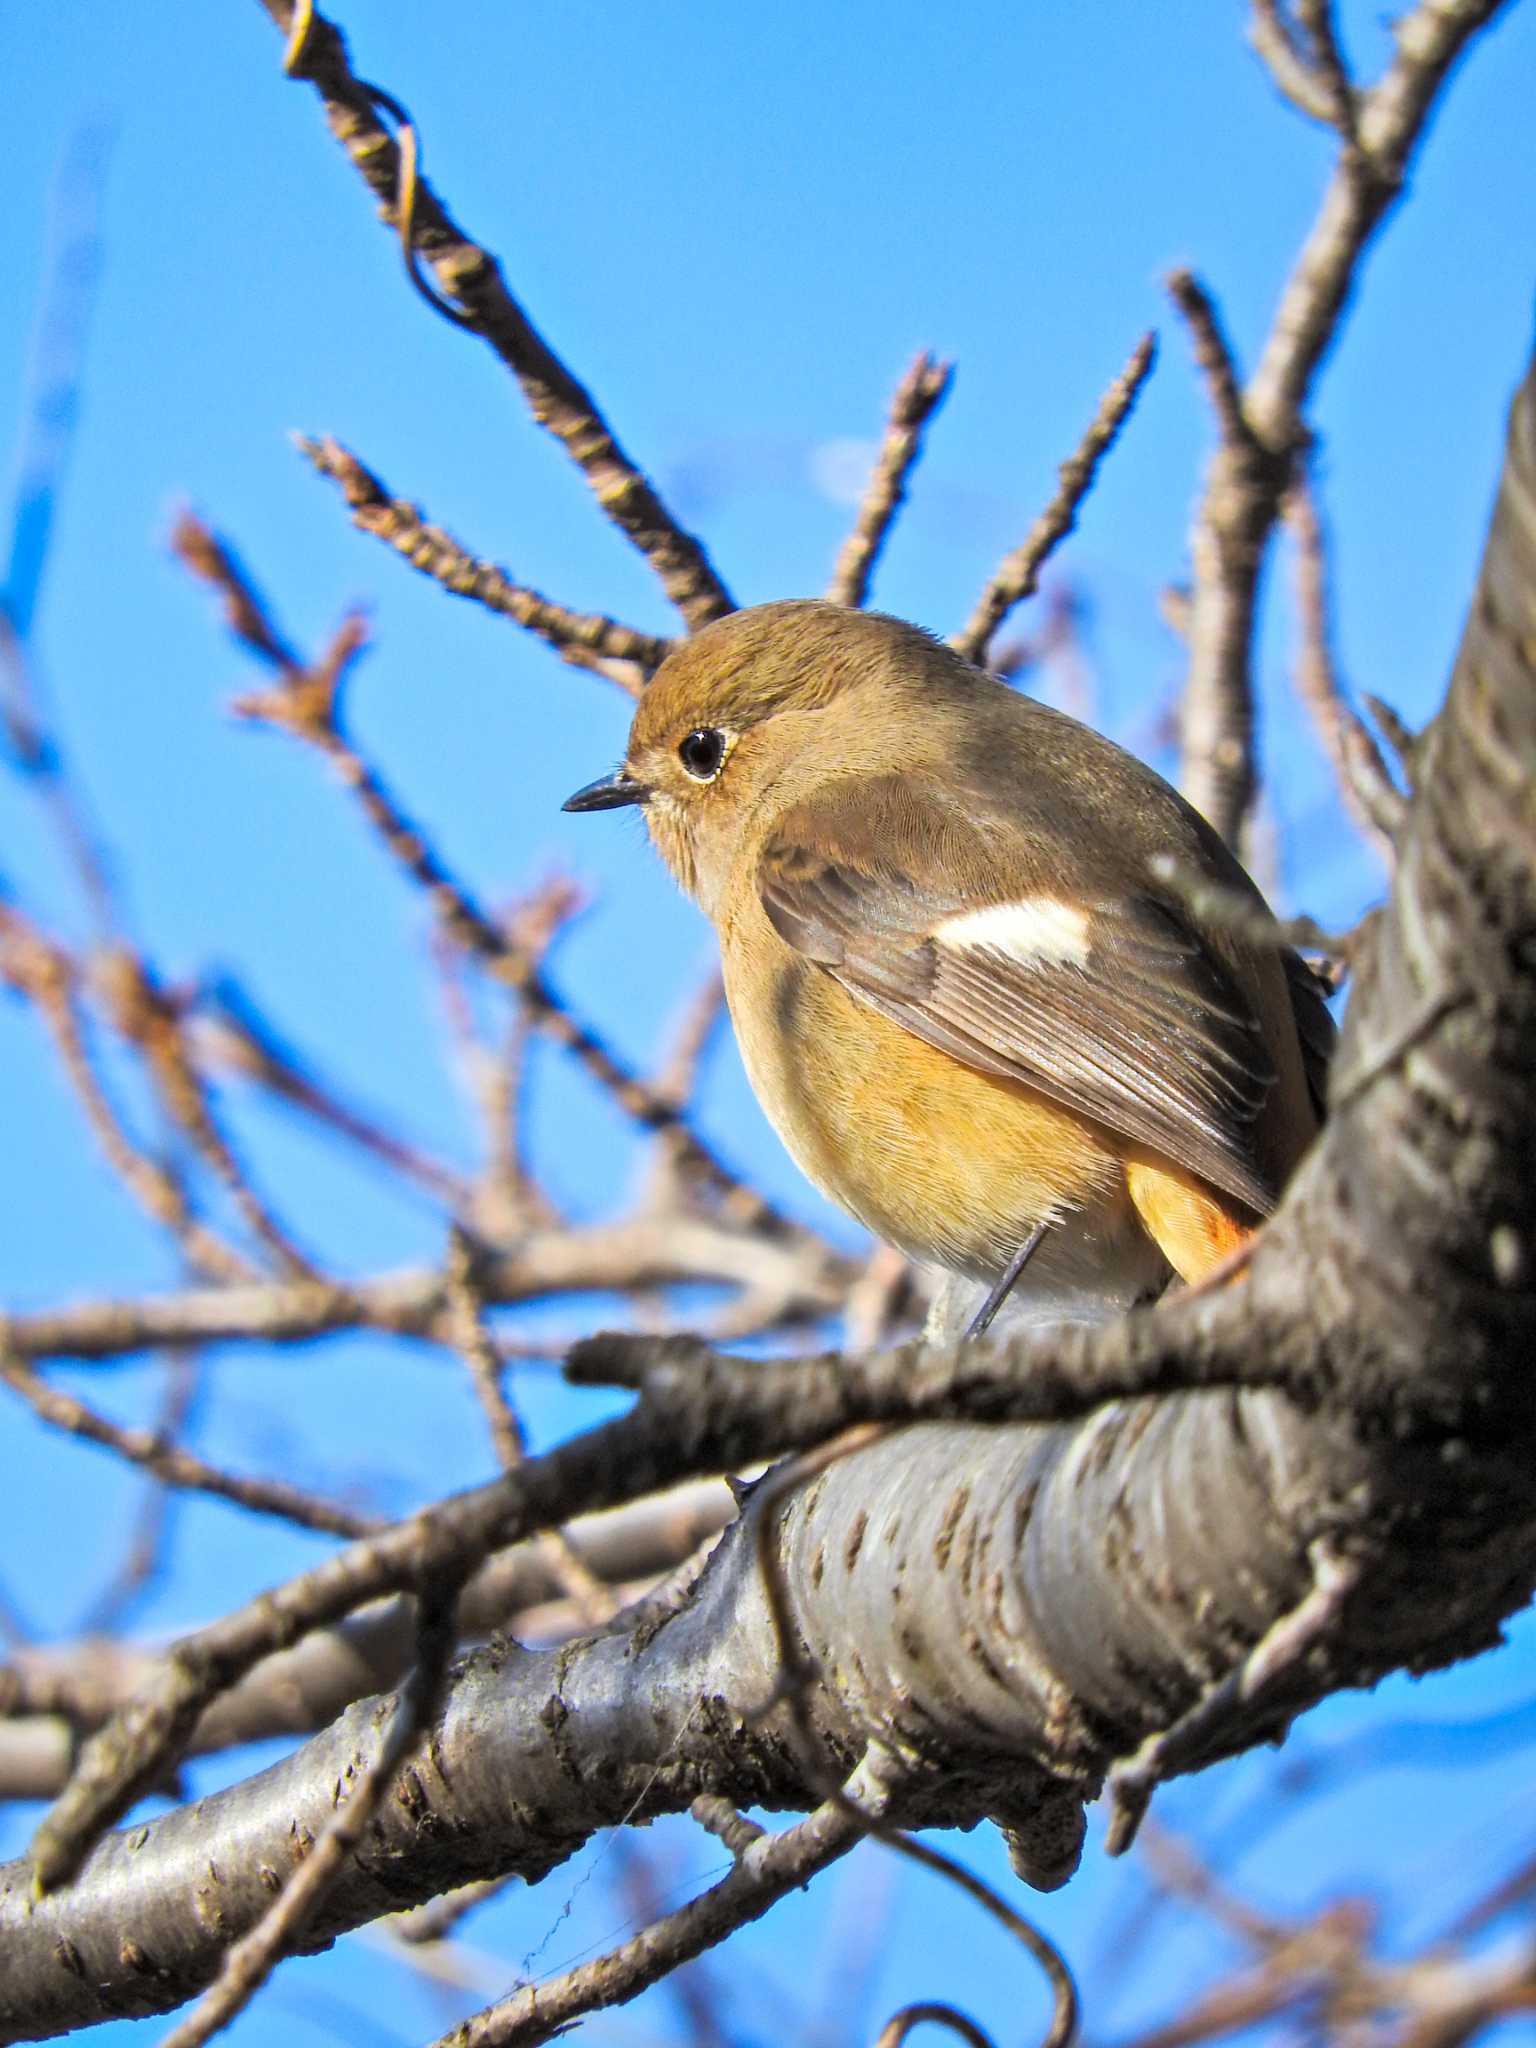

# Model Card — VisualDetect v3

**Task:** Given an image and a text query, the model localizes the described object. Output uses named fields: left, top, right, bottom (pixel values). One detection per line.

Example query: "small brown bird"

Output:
left=565, top=601, right=1332, bottom=1332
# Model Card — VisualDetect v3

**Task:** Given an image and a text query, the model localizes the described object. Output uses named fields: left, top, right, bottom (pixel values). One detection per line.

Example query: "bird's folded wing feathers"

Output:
left=757, top=787, right=1280, bottom=1215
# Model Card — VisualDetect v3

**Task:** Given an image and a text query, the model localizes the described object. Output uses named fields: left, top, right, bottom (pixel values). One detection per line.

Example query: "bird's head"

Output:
left=563, top=599, right=955, bottom=908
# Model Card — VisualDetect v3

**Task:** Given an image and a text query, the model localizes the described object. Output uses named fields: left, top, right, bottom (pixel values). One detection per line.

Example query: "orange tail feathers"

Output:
left=1123, top=1158, right=1256, bottom=1288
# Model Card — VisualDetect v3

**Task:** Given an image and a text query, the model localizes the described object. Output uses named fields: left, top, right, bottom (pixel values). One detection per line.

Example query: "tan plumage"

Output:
left=565, top=600, right=1332, bottom=1319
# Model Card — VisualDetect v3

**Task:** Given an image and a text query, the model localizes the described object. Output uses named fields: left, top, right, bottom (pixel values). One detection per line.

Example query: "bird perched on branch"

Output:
left=565, top=601, right=1332, bottom=1333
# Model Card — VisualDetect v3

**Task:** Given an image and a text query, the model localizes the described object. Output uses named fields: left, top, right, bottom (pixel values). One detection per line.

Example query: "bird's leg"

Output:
left=965, top=1221, right=1050, bottom=1339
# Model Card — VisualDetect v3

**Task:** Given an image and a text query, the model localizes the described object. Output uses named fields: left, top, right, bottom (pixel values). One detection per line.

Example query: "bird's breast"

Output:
left=720, top=926, right=1125, bottom=1277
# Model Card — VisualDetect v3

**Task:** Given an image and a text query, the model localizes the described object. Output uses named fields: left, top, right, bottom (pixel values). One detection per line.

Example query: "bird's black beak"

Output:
left=562, top=771, right=649, bottom=814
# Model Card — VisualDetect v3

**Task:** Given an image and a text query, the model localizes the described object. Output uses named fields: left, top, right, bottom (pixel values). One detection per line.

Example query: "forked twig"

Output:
left=268, top=0, right=734, bottom=632
left=1176, top=0, right=1510, bottom=846
left=298, top=435, right=671, bottom=692
left=173, top=508, right=796, bottom=1241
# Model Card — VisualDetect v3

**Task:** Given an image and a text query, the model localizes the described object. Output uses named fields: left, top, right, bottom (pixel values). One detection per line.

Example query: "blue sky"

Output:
left=3, top=3, right=1535, bottom=2043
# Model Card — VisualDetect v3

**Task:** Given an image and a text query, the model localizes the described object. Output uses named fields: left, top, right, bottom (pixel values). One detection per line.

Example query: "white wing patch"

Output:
left=934, top=898, right=1092, bottom=968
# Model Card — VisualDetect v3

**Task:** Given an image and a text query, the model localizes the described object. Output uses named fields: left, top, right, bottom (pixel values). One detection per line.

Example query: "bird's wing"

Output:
left=756, top=782, right=1280, bottom=1215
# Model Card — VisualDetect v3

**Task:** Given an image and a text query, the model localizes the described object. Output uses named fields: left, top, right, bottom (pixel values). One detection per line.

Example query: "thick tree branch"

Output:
left=0, top=1478, right=737, bottom=1799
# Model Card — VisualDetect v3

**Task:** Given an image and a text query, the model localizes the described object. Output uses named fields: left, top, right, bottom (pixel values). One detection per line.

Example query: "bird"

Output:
left=564, top=600, right=1333, bottom=1334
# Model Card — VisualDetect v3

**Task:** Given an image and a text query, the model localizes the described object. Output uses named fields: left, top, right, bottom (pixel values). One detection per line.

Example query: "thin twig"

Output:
left=841, top=1245, right=918, bottom=1354
left=0, top=613, right=122, bottom=941
left=641, top=969, right=728, bottom=1213
left=191, top=974, right=472, bottom=1210
left=156, top=1570, right=464, bottom=2048
left=1167, top=274, right=1249, bottom=449
left=174, top=506, right=795, bottom=1241
left=610, top=1834, right=735, bottom=2048
left=1147, top=855, right=1356, bottom=960
left=297, top=435, right=671, bottom=692
left=392, top=1874, right=520, bottom=1947
left=1136, top=1821, right=1290, bottom=1951
left=874, top=2003, right=997, bottom=2048
left=307, top=718, right=794, bottom=1237
left=1250, top=0, right=1339, bottom=122
left=445, top=1229, right=529, bottom=1472
left=1165, top=267, right=1279, bottom=852
left=0, top=909, right=254, bottom=1285
left=267, top=0, right=735, bottom=631
left=0, top=1349, right=379, bottom=1541
left=827, top=352, right=954, bottom=610
left=444, top=1233, right=627, bottom=1627
left=422, top=1799, right=866, bottom=2048
left=1250, top=0, right=1356, bottom=133
left=0, top=1215, right=853, bottom=1365
left=1362, top=691, right=1421, bottom=784
left=438, top=876, right=579, bottom=1237
left=93, top=948, right=320, bottom=1279
left=77, top=1354, right=203, bottom=1637
left=951, top=333, right=1155, bottom=664
left=1282, top=471, right=1402, bottom=856
left=170, top=512, right=302, bottom=670
left=0, top=127, right=123, bottom=936
left=1106, top=1541, right=1360, bottom=1853
left=1295, top=0, right=1358, bottom=136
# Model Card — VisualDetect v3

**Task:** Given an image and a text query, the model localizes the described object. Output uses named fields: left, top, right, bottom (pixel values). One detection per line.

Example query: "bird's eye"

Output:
left=678, top=728, right=727, bottom=781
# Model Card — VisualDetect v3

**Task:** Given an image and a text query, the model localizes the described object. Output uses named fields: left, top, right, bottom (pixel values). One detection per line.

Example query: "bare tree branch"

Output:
left=826, top=352, right=954, bottom=611
left=951, top=333, right=1155, bottom=665
left=1282, top=468, right=1404, bottom=856
left=0, top=1350, right=378, bottom=1540
left=189, top=973, right=472, bottom=1211
left=8, top=342, right=1532, bottom=2039
left=0, top=909, right=255, bottom=1285
left=1250, top=0, right=1358, bottom=133
left=0, top=1217, right=852, bottom=1365
left=263, top=0, right=735, bottom=631
left=432, top=1800, right=865, bottom=2048
left=173, top=508, right=801, bottom=1241
left=0, top=1476, right=737, bottom=1799
left=1177, top=0, right=1510, bottom=846
left=297, top=434, right=672, bottom=691
left=1, top=13, right=1529, bottom=2045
